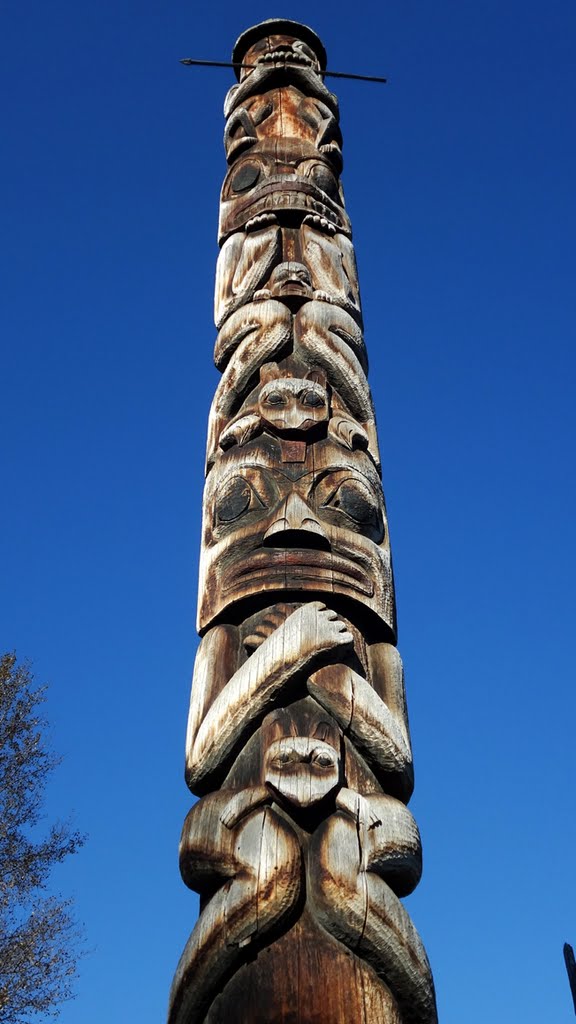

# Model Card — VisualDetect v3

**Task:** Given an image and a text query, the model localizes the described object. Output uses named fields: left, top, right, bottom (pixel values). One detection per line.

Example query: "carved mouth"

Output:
left=223, top=179, right=350, bottom=235
left=222, top=549, right=374, bottom=596
left=255, top=49, right=317, bottom=71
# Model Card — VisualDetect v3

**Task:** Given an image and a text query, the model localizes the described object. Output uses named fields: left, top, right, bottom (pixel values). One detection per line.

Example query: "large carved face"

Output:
left=219, top=139, right=350, bottom=241
left=197, top=438, right=395, bottom=636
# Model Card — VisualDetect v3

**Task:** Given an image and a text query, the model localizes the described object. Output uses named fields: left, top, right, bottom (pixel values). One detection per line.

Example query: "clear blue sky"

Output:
left=2, top=1, right=576, bottom=1021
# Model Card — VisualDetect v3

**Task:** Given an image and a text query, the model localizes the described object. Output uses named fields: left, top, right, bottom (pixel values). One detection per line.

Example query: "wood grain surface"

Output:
left=169, top=18, right=437, bottom=1024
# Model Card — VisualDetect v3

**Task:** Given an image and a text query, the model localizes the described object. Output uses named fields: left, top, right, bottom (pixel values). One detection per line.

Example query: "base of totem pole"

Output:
left=204, top=910, right=401, bottom=1024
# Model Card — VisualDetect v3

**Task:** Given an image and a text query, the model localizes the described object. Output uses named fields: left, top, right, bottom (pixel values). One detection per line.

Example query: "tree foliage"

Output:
left=0, top=653, right=85, bottom=1022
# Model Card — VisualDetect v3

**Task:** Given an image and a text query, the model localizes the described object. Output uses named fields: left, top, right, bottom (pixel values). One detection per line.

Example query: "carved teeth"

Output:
left=320, top=142, right=341, bottom=156
left=303, top=213, right=337, bottom=234
left=245, top=212, right=277, bottom=231
left=256, top=50, right=315, bottom=69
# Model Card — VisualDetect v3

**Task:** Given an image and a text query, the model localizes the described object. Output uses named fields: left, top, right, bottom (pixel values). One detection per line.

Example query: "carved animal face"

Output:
left=239, top=35, right=322, bottom=80
left=219, top=139, right=350, bottom=241
left=264, top=737, right=340, bottom=806
left=259, top=377, right=329, bottom=434
left=198, top=438, right=395, bottom=636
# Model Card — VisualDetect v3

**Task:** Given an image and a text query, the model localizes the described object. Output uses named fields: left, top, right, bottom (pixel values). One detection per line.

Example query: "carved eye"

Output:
left=319, top=476, right=383, bottom=540
left=308, top=163, right=339, bottom=199
left=328, top=482, right=378, bottom=526
left=216, top=477, right=255, bottom=523
left=263, top=391, right=286, bottom=406
left=272, top=749, right=297, bottom=768
left=312, top=749, right=336, bottom=768
left=230, top=161, right=261, bottom=193
left=301, top=390, right=325, bottom=408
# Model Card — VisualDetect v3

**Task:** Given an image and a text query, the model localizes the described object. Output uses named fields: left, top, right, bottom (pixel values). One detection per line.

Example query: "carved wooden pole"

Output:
left=169, top=19, right=437, bottom=1024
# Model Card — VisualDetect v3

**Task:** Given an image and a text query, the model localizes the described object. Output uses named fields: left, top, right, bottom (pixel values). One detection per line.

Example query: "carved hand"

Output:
left=286, top=601, right=353, bottom=662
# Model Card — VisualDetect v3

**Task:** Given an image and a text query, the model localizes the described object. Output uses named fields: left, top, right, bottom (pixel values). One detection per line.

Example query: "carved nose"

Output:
left=272, top=262, right=312, bottom=287
left=263, top=493, right=330, bottom=550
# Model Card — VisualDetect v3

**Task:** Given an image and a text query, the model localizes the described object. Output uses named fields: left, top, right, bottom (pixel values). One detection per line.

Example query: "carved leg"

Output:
left=170, top=796, right=302, bottom=1024
left=309, top=798, right=436, bottom=1024
left=207, top=300, right=293, bottom=465
left=293, top=301, right=380, bottom=468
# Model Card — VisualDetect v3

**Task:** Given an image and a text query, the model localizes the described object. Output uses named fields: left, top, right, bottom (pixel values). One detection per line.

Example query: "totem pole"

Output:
left=169, top=19, right=437, bottom=1023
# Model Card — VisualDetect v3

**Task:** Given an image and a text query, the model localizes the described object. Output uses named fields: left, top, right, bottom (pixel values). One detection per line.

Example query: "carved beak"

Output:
left=263, top=492, right=330, bottom=550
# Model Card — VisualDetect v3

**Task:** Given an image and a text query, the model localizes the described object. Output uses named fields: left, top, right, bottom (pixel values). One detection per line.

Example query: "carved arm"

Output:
left=186, top=602, right=353, bottom=792
left=307, top=649, right=414, bottom=800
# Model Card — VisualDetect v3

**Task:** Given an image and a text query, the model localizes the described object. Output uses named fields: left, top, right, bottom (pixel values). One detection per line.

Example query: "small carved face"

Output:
left=259, top=378, right=329, bottom=434
left=264, top=737, right=340, bottom=806
left=267, top=262, right=314, bottom=305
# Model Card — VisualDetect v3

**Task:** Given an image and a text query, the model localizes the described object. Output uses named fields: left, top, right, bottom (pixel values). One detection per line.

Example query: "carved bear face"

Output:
left=264, top=738, right=340, bottom=806
left=261, top=703, right=341, bottom=807
left=259, top=377, right=329, bottom=434
left=219, top=139, right=350, bottom=241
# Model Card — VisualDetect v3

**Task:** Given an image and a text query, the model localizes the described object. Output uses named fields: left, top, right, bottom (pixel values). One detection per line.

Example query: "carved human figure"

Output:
left=214, top=224, right=362, bottom=327
left=224, top=22, right=338, bottom=128
left=224, top=88, right=343, bottom=171
left=173, top=695, right=428, bottom=1024
left=207, top=300, right=377, bottom=469
left=186, top=601, right=411, bottom=800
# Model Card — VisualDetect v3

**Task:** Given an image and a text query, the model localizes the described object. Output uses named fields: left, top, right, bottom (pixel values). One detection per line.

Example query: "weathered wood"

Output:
left=170, top=18, right=437, bottom=1023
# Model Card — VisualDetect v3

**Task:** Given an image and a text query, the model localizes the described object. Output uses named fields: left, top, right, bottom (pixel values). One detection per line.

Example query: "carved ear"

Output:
left=312, top=721, right=331, bottom=742
left=329, top=390, right=346, bottom=412
left=224, top=107, right=258, bottom=162
left=305, top=368, right=327, bottom=387
left=262, top=708, right=294, bottom=744
left=259, top=362, right=282, bottom=384
left=328, top=416, right=369, bottom=452
left=219, top=414, right=261, bottom=450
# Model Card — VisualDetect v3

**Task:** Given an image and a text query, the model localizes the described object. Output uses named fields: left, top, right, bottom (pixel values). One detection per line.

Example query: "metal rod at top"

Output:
left=179, top=58, right=387, bottom=84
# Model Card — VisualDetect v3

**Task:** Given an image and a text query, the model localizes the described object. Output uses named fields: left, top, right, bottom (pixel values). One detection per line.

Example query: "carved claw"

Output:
left=252, top=288, right=272, bottom=302
left=303, top=213, right=337, bottom=235
left=312, top=289, right=335, bottom=304
left=327, top=417, right=370, bottom=452
left=245, top=213, right=278, bottom=232
left=219, top=414, right=261, bottom=450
